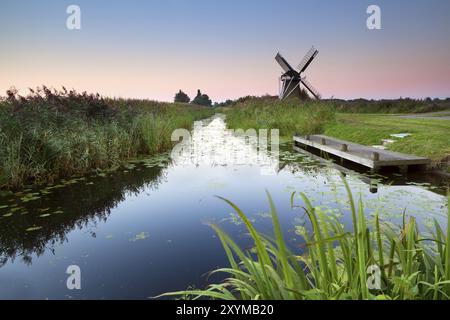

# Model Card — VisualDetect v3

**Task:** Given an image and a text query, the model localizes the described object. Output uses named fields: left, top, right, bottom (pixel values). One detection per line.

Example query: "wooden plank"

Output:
left=294, top=136, right=376, bottom=168
left=293, top=135, right=430, bottom=170
left=293, top=146, right=379, bottom=192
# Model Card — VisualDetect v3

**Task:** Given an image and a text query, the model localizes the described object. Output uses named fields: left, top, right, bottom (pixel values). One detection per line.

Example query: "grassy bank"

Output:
left=223, top=98, right=336, bottom=138
left=161, top=177, right=450, bottom=300
left=325, top=114, right=450, bottom=168
left=223, top=98, right=449, bottom=168
left=332, top=98, right=450, bottom=114
left=0, top=87, right=214, bottom=189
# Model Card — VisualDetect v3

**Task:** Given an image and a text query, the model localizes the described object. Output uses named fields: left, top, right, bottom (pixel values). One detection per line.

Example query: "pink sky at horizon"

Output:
left=1, top=0, right=450, bottom=102
left=3, top=49, right=449, bottom=102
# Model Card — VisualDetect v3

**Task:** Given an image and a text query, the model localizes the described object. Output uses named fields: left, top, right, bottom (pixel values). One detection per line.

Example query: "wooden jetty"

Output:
left=293, top=135, right=431, bottom=173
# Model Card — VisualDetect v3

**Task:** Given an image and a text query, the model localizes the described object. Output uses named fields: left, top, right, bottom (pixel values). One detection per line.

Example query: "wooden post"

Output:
left=341, top=144, right=348, bottom=152
left=369, top=179, right=378, bottom=194
left=372, top=152, right=380, bottom=161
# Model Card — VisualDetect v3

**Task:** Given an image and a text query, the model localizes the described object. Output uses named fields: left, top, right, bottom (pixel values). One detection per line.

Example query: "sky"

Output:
left=0, top=0, right=449, bottom=102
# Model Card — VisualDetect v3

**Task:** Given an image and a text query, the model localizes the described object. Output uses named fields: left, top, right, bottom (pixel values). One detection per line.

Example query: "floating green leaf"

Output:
left=26, top=226, right=43, bottom=232
left=129, top=232, right=150, bottom=242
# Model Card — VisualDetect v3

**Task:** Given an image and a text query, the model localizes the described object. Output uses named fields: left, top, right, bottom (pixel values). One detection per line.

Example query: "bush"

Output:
left=191, top=89, right=212, bottom=107
left=174, top=90, right=190, bottom=103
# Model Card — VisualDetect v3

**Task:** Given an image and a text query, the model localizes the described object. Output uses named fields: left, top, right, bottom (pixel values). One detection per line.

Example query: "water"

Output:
left=0, top=115, right=448, bottom=299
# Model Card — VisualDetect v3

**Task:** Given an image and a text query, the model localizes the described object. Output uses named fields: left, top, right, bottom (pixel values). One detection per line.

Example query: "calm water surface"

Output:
left=0, top=116, right=448, bottom=299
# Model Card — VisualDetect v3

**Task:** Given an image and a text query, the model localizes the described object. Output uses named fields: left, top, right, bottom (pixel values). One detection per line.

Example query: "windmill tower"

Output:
left=275, top=47, right=321, bottom=100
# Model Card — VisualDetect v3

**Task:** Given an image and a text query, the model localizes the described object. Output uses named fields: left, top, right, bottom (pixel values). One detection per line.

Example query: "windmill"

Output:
left=275, top=47, right=321, bottom=100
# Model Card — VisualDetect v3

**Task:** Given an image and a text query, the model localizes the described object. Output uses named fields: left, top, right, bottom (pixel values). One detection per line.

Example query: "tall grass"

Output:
left=223, top=97, right=336, bottom=137
left=160, top=176, right=450, bottom=300
left=0, top=87, right=213, bottom=189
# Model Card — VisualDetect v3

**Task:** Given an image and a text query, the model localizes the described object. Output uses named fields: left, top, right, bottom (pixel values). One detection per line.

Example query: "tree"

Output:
left=174, top=90, right=190, bottom=103
left=191, top=89, right=212, bottom=107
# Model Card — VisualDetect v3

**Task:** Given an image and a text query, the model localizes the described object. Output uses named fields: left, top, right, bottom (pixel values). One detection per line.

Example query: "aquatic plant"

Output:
left=0, top=87, right=214, bottom=189
left=160, top=176, right=450, bottom=300
left=223, top=98, right=336, bottom=137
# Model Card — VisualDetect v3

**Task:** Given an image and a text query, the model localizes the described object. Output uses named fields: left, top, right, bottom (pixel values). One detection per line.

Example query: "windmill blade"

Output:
left=275, top=53, right=295, bottom=73
left=297, top=47, right=319, bottom=73
left=301, top=77, right=321, bottom=99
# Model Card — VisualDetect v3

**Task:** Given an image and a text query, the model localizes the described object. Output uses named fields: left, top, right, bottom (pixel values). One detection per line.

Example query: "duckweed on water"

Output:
left=129, top=232, right=150, bottom=242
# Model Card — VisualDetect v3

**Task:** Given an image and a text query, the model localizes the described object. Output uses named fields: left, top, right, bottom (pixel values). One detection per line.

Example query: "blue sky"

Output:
left=1, top=0, right=449, bottom=101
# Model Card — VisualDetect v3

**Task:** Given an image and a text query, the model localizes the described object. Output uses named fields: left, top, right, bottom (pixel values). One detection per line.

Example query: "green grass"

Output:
left=223, top=98, right=336, bottom=138
left=324, top=114, right=450, bottom=166
left=159, top=176, right=450, bottom=300
left=0, top=87, right=214, bottom=189
left=223, top=98, right=449, bottom=168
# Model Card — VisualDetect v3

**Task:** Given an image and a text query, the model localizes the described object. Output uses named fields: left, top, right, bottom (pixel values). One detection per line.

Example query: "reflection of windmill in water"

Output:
left=275, top=47, right=321, bottom=100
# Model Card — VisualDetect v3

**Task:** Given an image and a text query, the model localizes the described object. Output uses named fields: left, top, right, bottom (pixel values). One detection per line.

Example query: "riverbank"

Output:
left=324, top=114, right=450, bottom=170
left=223, top=99, right=450, bottom=171
left=0, top=87, right=214, bottom=190
left=223, top=97, right=336, bottom=137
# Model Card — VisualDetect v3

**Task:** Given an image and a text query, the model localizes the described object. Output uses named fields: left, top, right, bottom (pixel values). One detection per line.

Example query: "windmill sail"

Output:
left=297, top=47, right=319, bottom=73
left=275, top=47, right=321, bottom=100
left=275, top=53, right=294, bottom=73
left=300, top=78, right=321, bottom=99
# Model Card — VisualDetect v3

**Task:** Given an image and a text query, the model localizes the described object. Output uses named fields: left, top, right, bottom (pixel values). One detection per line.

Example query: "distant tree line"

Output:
left=213, top=95, right=278, bottom=107
left=174, top=90, right=279, bottom=108
left=175, top=89, right=450, bottom=113
left=330, top=97, right=450, bottom=114
left=174, top=89, right=212, bottom=107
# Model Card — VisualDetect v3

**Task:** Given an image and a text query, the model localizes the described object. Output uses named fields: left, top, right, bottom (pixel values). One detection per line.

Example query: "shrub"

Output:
left=174, top=90, right=191, bottom=103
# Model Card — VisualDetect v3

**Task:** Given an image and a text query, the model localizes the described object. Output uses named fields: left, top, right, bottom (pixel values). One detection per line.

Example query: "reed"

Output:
left=159, top=176, right=450, bottom=300
left=0, top=87, right=213, bottom=189
left=223, top=97, right=336, bottom=137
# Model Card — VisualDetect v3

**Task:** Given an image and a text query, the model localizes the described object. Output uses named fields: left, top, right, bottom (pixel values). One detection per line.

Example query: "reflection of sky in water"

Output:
left=0, top=116, right=447, bottom=299
left=172, top=115, right=279, bottom=175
